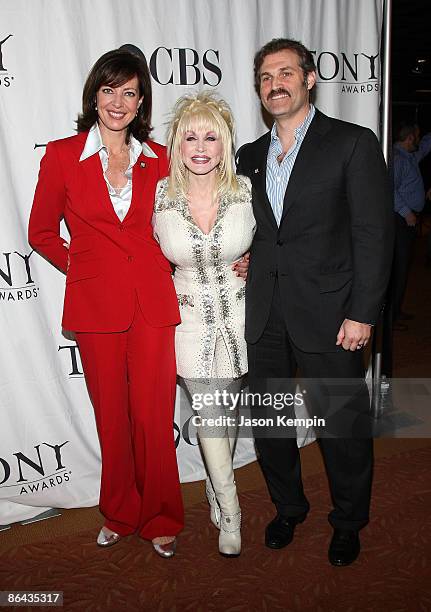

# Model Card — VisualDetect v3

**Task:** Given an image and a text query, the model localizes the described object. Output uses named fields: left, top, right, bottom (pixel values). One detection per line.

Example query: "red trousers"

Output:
left=76, top=301, right=184, bottom=540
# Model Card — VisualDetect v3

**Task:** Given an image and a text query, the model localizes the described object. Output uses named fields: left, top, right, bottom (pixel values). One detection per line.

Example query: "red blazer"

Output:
left=29, top=131, right=180, bottom=332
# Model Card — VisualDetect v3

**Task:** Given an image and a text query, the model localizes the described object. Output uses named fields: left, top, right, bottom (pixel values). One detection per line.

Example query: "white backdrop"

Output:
left=0, top=0, right=383, bottom=524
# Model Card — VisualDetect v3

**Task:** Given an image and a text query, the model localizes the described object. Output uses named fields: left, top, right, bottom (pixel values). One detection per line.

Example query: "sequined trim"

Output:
left=220, top=511, right=241, bottom=532
left=235, top=286, right=246, bottom=301
left=190, top=228, right=216, bottom=379
left=210, top=225, right=242, bottom=379
left=177, top=294, right=195, bottom=308
left=154, top=179, right=185, bottom=214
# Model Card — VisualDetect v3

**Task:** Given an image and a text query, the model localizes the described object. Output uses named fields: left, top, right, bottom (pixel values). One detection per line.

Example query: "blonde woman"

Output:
left=153, top=92, right=255, bottom=556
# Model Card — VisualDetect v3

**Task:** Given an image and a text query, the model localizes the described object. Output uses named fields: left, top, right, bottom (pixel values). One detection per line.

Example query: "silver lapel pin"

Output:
left=254, top=168, right=260, bottom=174
left=140, top=161, right=146, bottom=169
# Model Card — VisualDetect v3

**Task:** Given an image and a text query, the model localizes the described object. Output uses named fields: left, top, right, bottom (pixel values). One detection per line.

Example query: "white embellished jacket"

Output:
left=153, top=176, right=255, bottom=379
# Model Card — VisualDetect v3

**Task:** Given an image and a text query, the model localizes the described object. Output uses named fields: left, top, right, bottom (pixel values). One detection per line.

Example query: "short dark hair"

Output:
left=394, top=120, right=418, bottom=143
left=253, top=38, right=316, bottom=92
left=77, top=49, right=152, bottom=142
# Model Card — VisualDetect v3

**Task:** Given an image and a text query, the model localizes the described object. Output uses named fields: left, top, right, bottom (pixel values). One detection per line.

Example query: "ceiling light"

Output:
left=411, top=58, right=428, bottom=75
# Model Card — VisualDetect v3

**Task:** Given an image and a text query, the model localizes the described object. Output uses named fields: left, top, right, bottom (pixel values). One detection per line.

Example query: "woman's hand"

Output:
left=63, top=242, right=70, bottom=271
left=232, top=252, right=250, bottom=279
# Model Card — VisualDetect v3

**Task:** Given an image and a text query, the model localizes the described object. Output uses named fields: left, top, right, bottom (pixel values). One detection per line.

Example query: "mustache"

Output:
left=267, top=88, right=291, bottom=100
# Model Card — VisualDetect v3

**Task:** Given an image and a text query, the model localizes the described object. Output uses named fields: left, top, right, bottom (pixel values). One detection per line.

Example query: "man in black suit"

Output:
left=237, top=38, right=393, bottom=566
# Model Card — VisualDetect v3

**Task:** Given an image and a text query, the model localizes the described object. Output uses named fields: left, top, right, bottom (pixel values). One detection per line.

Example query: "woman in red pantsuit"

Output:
left=28, top=47, right=183, bottom=557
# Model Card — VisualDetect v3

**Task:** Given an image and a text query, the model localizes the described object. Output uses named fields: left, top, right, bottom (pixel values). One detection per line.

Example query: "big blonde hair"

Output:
left=167, top=91, right=240, bottom=199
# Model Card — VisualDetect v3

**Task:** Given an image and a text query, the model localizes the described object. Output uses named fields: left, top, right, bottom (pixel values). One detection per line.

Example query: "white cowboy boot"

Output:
left=219, top=509, right=241, bottom=557
left=205, top=477, right=221, bottom=529
left=199, top=434, right=241, bottom=557
left=205, top=429, right=237, bottom=530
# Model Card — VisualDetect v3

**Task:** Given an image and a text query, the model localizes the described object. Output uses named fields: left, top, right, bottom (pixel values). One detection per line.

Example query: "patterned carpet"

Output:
left=1, top=445, right=430, bottom=611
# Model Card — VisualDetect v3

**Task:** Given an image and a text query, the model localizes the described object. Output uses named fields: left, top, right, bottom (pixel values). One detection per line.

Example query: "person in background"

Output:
left=427, top=187, right=431, bottom=268
left=392, top=121, right=431, bottom=330
left=28, top=47, right=183, bottom=558
left=153, top=91, right=255, bottom=557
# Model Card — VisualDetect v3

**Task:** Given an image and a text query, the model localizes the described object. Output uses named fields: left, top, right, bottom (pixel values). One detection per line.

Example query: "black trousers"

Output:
left=391, top=213, right=417, bottom=320
left=247, top=282, right=373, bottom=531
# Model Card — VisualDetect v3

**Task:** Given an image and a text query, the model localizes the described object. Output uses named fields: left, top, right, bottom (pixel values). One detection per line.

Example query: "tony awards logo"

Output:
left=311, top=49, right=380, bottom=94
left=0, top=250, right=39, bottom=301
left=0, top=34, right=14, bottom=88
left=58, top=343, right=84, bottom=378
left=0, top=441, right=71, bottom=496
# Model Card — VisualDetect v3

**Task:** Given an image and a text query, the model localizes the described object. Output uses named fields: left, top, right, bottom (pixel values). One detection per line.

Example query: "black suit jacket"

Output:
left=237, top=109, right=394, bottom=352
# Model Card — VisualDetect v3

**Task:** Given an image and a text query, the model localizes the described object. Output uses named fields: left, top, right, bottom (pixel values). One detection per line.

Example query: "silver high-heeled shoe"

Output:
left=96, top=527, right=121, bottom=547
left=152, top=537, right=177, bottom=558
left=205, top=478, right=221, bottom=529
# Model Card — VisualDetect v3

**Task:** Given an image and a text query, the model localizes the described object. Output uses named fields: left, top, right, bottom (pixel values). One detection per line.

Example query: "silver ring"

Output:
left=357, top=344, right=364, bottom=349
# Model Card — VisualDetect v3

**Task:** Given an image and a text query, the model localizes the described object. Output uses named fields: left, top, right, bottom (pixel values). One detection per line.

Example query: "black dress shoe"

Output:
left=328, top=529, right=360, bottom=566
left=265, top=513, right=306, bottom=549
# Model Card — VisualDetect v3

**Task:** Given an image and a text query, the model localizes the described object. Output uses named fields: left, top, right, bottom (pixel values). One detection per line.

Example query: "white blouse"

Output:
left=79, top=123, right=158, bottom=221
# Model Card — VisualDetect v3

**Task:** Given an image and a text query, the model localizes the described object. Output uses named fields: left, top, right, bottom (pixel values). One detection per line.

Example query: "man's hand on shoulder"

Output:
left=336, top=319, right=372, bottom=351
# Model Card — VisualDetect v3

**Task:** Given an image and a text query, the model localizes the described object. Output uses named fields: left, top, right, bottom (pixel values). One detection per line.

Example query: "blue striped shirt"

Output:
left=393, top=134, right=431, bottom=217
left=266, top=104, right=315, bottom=225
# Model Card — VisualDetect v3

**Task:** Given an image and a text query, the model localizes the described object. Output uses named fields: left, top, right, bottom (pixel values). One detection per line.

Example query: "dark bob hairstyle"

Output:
left=77, top=49, right=152, bottom=142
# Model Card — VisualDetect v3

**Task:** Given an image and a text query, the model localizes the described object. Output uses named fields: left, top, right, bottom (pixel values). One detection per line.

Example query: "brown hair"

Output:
left=394, top=120, right=418, bottom=143
left=77, top=49, right=152, bottom=141
left=254, top=38, right=316, bottom=93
